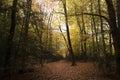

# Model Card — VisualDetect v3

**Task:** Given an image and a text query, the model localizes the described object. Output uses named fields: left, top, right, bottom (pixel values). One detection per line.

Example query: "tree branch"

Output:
left=70, top=13, right=109, bottom=23
left=54, top=11, right=109, bottom=23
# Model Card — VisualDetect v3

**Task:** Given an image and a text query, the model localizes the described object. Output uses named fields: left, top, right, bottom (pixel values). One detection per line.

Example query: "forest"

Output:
left=0, top=0, right=120, bottom=80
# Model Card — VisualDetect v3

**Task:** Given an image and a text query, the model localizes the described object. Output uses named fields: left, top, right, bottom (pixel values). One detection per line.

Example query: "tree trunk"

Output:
left=109, top=33, right=112, bottom=55
left=105, top=0, right=120, bottom=76
left=63, top=0, right=75, bottom=66
left=4, top=0, right=18, bottom=78
left=117, top=0, right=120, bottom=32
left=116, top=0, right=120, bottom=76
left=21, top=0, right=32, bottom=70
left=90, top=0, right=100, bottom=60
left=81, top=13, right=87, bottom=61
left=90, top=0, right=95, bottom=58
left=74, top=5, right=84, bottom=59
left=59, top=26, right=69, bottom=51
left=98, top=0, right=106, bottom=56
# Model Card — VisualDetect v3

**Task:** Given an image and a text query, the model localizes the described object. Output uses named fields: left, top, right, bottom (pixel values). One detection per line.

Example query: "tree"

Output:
left=98, top=0, right=106, bottom=57
left=90, top=0, right=96, bottom=58
left=63, top=0, right=76, bottom=66
left=105, top=0, right=120, bottom=76
left=4, top=0, right=18, bottom=78
left=116, top=0, right=120, bottom=76
left=116, top=0, right=120, bottom=32
left=19, top=0, right=32, bottom=70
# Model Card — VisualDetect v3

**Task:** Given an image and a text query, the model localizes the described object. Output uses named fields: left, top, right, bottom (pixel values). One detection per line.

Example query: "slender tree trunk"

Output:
left=35, top=23, right=43, bottom=51
left=45, top=13, right=53, bottom=51
left=117, top=0, right=120, bottom=32
left=98, top=0, right=106, bottom=56
left=109, top=33, right=112, bottom=55
left=59, top=26, right=69, bottom=50
left=49, top=28, right=52, bottom=52
left=90, top=0, right=100, bottom=60
left=21, top=0, right=32, bottom=70
left=81, top=13, right=87, bottom=61
left=63, top=0, right=75, bottom=66
left=4, top=0, right=18, bottom=78
left=74, top=5, right=84, bottom=58
left=90, top=0, right=95, bottom=58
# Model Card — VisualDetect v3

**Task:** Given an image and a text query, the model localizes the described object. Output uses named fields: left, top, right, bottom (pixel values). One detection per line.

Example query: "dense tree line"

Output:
left=0, top=0, right=120, bottom=79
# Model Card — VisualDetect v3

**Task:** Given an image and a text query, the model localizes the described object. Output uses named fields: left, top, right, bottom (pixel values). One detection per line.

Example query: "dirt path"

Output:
left=33, top=60, right=112, bottom=80
left=2, top=60, right=113, bottom=80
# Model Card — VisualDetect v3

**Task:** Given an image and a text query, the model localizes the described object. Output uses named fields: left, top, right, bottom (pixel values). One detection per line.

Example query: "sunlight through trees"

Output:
left=0, top=0, right=120, bottom=79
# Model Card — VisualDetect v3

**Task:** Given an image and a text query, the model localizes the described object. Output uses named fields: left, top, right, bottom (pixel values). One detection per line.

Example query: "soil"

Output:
left=1, top=60, right=113, bottom=80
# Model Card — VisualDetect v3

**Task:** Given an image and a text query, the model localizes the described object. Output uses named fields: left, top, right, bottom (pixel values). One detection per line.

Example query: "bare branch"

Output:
left=69, top=13, right=109, bottom=23
left=54, top=11, right=109, bottom=23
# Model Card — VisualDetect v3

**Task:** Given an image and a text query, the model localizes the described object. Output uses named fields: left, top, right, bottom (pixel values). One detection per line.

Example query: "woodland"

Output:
left=0, top=0, right=120, bottom=80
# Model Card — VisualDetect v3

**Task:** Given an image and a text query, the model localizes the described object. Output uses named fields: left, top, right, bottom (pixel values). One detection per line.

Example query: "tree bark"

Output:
left=90, top=0, right=95, bottom=58
left=116, top=0, right=120, bottom=76
left=59, top=26, right=69, bottom=50
left=105, top=0, right=120, bottom=76
left=63, top=0, right=75, bottom=66
left=4, top=0, right=18, bottom=78
left=98, top=0, right=106, bottom=56
left=21, top=0, right=32, bottom=70
left=117, top=0, right=120, bottom=32
left=74, top=5, right=84, bottom=58
left=81, top=13, right=87, bottom=61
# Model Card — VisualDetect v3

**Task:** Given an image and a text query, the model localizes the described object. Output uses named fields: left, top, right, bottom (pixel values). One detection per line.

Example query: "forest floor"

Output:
left=1, top=60, right=115, bottom=80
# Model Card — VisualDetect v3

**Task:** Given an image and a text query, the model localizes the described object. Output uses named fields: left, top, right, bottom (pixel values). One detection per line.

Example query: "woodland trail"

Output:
left=32, top=60, right=112, bottom=80
left=7, top=60, right=113, bottom=80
